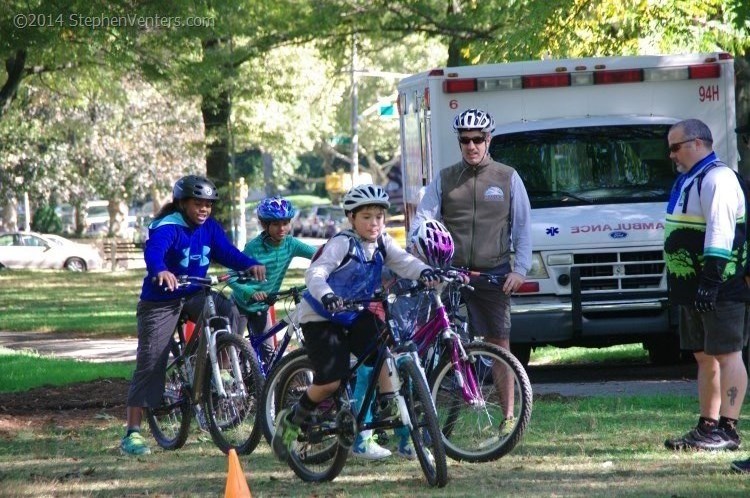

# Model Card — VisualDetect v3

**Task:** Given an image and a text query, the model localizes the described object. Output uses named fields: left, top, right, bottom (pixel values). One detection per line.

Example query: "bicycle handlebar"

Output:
left=261, top=285, right=307, bottom=305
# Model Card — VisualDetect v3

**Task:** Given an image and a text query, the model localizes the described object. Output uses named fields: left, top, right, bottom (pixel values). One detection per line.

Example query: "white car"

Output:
left=0, top=231, right=104, bottom=271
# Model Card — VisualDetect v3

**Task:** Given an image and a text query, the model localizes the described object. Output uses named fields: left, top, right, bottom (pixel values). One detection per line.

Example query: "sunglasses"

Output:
left=458, top=136, right=486, bottom=145
left=668, top=138, right=695, bottom=153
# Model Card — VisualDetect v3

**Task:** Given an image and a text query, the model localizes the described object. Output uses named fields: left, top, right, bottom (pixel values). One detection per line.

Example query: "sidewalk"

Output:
left=0, top=331, right=137, bottom=363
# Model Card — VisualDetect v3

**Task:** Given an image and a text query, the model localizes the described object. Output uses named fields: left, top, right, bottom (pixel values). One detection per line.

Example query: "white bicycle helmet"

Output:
left=452, top=108, right=495, bottom=134
left=411, top=219, right=454, bottom=269
left=342, top=184, right=390, bottom=212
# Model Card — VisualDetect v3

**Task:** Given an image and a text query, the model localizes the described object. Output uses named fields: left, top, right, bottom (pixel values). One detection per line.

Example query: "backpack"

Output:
left=688, top=160, right=750, bottom=275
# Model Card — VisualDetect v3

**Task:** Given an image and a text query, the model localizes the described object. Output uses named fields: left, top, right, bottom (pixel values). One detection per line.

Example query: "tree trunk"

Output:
left=201, top=89, right=231, bottom=185
left=1, top=50, right=26, bottom=118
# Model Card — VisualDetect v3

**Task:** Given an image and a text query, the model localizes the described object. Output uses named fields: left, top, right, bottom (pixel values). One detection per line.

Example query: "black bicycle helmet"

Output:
left=173, top=175, right=219, bottom=201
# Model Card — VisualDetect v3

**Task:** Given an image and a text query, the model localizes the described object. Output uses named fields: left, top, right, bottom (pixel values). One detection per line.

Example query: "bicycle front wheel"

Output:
left=202, top=333, right=264, bottom=455
left=399, top=356, right=448, bottom=488
left=145, top=346, right=192, bottom=450
left=430, top=342, right=532, bottom=462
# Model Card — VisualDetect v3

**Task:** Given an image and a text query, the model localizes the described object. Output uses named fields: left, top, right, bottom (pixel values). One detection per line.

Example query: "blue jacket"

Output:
left=140, top=213, right=260, bottom=301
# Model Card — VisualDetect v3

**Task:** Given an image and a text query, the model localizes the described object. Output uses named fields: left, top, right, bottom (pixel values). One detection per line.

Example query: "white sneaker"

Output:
left=351, top=436, right=392, bottom=460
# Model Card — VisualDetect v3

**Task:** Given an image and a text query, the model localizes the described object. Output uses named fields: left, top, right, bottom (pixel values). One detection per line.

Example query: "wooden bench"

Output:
left=102, top=240, right=144, bottom=270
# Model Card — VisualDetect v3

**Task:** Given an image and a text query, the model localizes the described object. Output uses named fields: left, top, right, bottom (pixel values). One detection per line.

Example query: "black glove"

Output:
left=694, top=256, right=727, bottom=313
left=321, top=293, right=344, bottom=312
left=420, top=268, right=441, bottom=285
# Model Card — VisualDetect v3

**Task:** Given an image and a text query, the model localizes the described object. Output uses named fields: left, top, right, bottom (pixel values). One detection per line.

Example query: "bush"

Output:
left=31, top=204, right=63, bottom=234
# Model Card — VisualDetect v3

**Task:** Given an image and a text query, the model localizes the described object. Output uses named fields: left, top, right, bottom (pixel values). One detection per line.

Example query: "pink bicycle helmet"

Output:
left=411, top=219, right=454, bottom=269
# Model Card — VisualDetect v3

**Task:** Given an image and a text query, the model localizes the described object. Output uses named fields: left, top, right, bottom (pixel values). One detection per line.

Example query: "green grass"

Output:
left=0, top=347, right=132, bottom=392
left=0, top=392, right=748, bottom=497
left=531, top=344, right=650, bottom=366
left=0, top=268, right=307, bottom=336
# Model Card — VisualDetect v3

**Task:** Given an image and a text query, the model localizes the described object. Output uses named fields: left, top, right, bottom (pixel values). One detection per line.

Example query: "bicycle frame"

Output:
left=170, top=277, right=248, bottom=404
left=248, top=286, right=305, bottom=377
left=395, top=280, right=485, bottom=407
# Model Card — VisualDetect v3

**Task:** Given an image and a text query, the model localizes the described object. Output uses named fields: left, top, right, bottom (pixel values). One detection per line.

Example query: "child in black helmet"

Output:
left=120, top=175, right=266, bottom=456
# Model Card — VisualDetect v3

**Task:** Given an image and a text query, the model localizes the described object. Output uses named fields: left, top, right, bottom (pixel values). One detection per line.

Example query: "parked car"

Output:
left=300, top=204, right=348, bottom=238
left=0, top=231, right=104, bottom=271
left=317, top=205, right=347, bottom=238
left=291, top=207, right=310, bottom=237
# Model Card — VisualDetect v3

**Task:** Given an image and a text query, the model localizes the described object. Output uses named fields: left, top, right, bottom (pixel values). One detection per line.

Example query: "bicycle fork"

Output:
left=444, top=330, right=485, bottom=407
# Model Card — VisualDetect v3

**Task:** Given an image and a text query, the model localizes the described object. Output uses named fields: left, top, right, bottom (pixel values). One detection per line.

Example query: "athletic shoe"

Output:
left=397, top=436, right=417, bottom=460
left=120, top=432, right=151, bottom=456
left=730, top=457, right=750, bottom=473
left=664, top=426, right=740, bottom=451
left=272, top=408, right=301, bottom=461
left=351, top=435, right=392, bottom=460
left=375, top=394, right=400, bottom=422
left=499, top=415, right=516, bottom=436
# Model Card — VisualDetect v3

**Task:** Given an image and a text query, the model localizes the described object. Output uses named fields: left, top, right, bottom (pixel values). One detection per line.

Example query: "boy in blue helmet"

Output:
left=229, top=196, right=316, bottom=367
left=271, top=184, right=442, bottom=463
left=120, top=175, right=266, bottom=456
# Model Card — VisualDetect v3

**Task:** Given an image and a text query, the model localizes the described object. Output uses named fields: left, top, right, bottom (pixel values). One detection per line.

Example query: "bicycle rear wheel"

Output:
left=430, top=342, right=532, bottom=462
left=145, top=343, right=192, bottom=450
left=399, top=356, right=448, bottom=488
left=203, top=333, right=264, bottom=455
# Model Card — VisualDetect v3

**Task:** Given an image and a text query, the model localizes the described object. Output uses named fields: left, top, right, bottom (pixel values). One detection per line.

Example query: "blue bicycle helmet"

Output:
left=257, top=196, right=296, bottom=221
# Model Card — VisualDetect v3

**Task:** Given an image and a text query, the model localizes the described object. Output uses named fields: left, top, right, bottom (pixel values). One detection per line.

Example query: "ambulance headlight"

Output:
left=526, top=252, right=548, bottom=279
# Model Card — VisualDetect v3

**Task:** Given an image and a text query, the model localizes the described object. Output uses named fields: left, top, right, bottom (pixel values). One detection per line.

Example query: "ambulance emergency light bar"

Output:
left=440, top=54, right=729, bottom=94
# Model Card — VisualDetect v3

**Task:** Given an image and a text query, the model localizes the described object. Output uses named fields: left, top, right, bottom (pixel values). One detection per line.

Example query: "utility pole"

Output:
left=350, top=35, right=359, bottom=185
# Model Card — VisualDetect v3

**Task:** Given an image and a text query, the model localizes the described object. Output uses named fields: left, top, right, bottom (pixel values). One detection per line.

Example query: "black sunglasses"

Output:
left=668, top=138, right=695, bottom=153
left=458, top=136, right=486, bottom=145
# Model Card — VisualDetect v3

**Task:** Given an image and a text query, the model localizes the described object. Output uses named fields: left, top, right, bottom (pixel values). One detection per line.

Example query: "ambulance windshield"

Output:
left=490, top=124, right=674, bottom=208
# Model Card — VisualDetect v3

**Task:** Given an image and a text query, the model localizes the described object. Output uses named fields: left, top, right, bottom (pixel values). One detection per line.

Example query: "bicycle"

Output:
left=261, top=295, right=449, bottom=487
left=245, top=285, right=306, bottom=378
left=390, top=268, right=533, bottom=462
left=248, top=285, right=311, bottom=445
left=144, top=272, right=265, bottom=455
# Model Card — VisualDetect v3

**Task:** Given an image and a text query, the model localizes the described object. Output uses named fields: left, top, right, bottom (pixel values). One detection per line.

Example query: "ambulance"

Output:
left=396, top=52, right=739, bottom=364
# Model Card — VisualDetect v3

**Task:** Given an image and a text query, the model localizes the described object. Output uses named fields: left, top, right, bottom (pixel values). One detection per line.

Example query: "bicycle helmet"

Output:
left=257, top=196, right=296, bottom=221
left=411, top=219, right=454, bottom=269
left=173, top=175, right=219, bottom=201
left=452, top=108, right=495, bottom=134
left=342, top=184, right=390, bottom=212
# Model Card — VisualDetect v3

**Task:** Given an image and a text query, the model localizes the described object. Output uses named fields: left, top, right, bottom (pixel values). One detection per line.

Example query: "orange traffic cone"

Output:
left=224, top=448, right=252, bottom=498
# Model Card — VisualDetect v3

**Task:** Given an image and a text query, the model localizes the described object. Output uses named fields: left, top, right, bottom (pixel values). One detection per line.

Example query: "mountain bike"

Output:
left=391, top=269, right=533, bottom=462
left=261, top=295, right=449, bottom=487
left=144, top=272, right=264, bottom=455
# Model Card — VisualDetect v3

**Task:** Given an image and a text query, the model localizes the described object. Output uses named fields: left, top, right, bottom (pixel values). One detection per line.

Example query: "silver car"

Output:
left=0, top=232, right=104, bottom=271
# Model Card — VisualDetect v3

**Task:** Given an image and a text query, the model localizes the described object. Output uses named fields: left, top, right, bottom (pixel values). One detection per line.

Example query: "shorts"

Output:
left=678, top=302, right=750, bottom=355
left=460, top=274, right=511, bottom=341
left=301, top=311, right=384, bottom=385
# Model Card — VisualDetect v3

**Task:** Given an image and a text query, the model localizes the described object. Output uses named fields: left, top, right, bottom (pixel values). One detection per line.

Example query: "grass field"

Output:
left=1, top=269, right=748, bottom=496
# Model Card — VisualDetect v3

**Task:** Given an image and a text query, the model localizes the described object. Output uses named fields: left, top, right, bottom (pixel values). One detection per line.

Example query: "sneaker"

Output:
left=664, top=426, right=740, bottom=451
left=220, top=370, right=233, bottom=386
left=499, top=415, right=516, bottom=436
left=120, top=431, right=151, bottom=456
left=730, top=457, right=750, bottom=473
left=351, top=435, right=392, bottom=460
left=375, top=394, right=400, bottom=422
left=397, top=436, right=417, bottom=460
left=272, top=408, right=301, bottom=461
